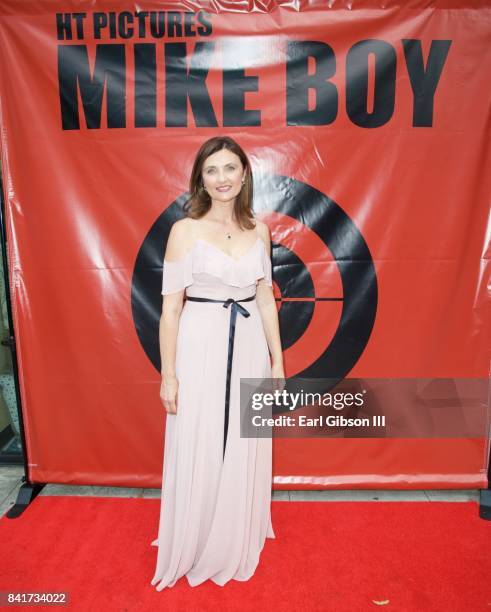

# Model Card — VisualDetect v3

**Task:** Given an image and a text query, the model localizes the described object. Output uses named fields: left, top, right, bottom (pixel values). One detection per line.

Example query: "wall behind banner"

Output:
left=0, top=0, right=489, bottom=488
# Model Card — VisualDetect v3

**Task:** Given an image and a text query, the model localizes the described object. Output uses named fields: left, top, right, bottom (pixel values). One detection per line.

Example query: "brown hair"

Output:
left=183, top=136, right=255, bottom=231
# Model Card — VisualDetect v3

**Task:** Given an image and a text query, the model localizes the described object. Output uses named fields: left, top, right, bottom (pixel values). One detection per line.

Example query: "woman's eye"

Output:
left=205, top=165, right=236, bottom=174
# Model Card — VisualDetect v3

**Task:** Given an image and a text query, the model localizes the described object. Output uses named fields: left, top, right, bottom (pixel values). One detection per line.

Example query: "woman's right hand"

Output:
left=160, top=375, right=178, bottom=414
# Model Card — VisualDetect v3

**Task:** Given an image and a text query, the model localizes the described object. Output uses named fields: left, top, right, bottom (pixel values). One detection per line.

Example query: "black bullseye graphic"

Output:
left=273, top=244, right=315, bottom=349
left=132, top=174, right=377, bottom=392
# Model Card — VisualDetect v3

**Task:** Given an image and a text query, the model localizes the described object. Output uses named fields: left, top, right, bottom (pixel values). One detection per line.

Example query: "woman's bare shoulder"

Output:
left=254, top=218, right=271, bottom=244
left=170, top=216, right=194, bottom=232
left=165, top=218, right=195, bottom=260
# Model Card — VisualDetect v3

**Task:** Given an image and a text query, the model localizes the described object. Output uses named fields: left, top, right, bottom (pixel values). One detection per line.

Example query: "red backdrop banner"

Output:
left=0, top=0, right=489, bottom=488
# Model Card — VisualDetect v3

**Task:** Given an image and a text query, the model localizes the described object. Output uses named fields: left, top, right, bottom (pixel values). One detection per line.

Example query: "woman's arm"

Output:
left=159, top=219, right=193, bottom=413
left=255, top=221, right=285, bottom=378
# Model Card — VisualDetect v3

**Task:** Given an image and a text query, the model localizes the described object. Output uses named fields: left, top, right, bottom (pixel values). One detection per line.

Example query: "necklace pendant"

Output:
left=226, top=233, right=232, bottom=239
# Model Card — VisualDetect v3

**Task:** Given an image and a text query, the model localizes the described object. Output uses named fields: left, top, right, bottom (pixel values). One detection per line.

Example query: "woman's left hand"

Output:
left=270, top=361, right=286, bottom=392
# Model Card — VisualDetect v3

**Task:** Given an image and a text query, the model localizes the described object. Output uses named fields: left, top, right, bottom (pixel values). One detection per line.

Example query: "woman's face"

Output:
left=201, top=148, right=245, bottom=203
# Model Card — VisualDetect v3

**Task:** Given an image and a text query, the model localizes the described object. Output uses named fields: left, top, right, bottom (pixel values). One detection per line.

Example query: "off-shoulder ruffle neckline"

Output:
left=192, top=236, right=269, bottom=288
left=164, top=236, right=264, bottom=265
left=162, top=234, right=272, bottom=292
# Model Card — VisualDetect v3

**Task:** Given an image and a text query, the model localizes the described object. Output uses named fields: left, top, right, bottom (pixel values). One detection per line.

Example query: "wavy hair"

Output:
left=183, top=136, right=255, bottom=231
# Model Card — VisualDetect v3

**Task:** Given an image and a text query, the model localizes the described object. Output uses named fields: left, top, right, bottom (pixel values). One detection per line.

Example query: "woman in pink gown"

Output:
left=150, top=136, right=284, bottom=589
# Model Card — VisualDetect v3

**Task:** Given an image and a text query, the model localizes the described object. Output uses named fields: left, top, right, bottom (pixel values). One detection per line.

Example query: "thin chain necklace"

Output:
left=205, top=219, right=237, bottom=239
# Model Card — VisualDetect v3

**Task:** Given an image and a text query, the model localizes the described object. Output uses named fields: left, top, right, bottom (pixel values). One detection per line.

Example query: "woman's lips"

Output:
left=216, top=186, right=231, bottom=192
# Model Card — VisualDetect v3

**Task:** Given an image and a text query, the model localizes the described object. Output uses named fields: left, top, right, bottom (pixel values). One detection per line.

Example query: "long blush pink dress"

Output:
left=150, top=228, right=275, bottom=590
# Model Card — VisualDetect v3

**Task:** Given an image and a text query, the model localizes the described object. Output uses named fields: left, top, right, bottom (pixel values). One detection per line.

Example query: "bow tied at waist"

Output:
left=222, top=298, right=252, bottom=318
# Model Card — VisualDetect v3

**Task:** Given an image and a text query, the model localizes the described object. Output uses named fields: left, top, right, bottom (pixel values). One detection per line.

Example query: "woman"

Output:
left=150, top=136, right=284, bottom=589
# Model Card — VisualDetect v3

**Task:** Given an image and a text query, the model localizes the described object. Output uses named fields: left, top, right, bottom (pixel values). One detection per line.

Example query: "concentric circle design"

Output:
left=132, top=174, right=377, bottom=397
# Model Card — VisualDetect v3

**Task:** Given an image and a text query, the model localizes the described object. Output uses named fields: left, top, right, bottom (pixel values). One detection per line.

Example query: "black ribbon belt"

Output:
left=186, top=294, right=256, bottom=459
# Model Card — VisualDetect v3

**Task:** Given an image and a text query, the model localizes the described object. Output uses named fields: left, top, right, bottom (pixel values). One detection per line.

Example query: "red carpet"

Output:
left=0, top=497, right=489, bottom=611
